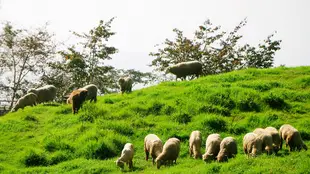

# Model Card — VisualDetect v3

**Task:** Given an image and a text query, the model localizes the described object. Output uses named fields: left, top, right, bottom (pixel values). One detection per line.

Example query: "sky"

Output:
left=0, top=0, right=310, bottom=72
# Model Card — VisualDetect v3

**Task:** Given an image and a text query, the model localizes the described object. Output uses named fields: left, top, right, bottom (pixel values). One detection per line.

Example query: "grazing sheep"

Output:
left=279, top=124, right=308, bottom=151
left=80, top=84, right=98, bottom=102
left=165, top=61, right=203, bottom=81
left=155, top=138, right=180, bottom=169
left=189, top=130, right=202, bottom=159
left=243, top=133, right=263, bottom=157
left=116, top=143, right=134, bottom=170
left=202, top=133, right=222, bottom=162
left=118, top=77, right=133, bottom=94
left=265, top=127, right=281, bottom=153
left=27, top=85, right=56, bottom=103
left=144, top=134, right=163, bottom=165
left=254, top=128, right=273, bottom=155
left=217, top=137, right=237, bottom=162
left=11, top=93, right=37, bottom=112
left=68, top=89, right=88, bottom=114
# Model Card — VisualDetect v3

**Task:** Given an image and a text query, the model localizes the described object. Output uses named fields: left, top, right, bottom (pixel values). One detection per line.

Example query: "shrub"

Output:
left=79, top=103, right=107, bottom=122
left=264, top=93, right=288, bottom=110
left=23, top=114, right=38, bottom=122
left=55, top=105, right=72, bottom=115
left=201, top=116, right=227, bottom=132
left=103, top=98, right=114, bottom=104
left=208, top=91, right=235, bottom=109
left=50, top=151, right=71, bottom=165
left=199, top=105, right=231, bottom=116
left=247, top=115, right=260, bottom=128
left=22, top=149, right=49, bottom=167
left=147, top=101, right=164, bottom=115
left=43, top=137, right=74, bottom=152
left=82, top=140, right=117, bottom=160
left=163, top=105, right=176, bottom=115
left=173, top=113, right=192, bottom=124
left=229, top=124, right=248, bottom=135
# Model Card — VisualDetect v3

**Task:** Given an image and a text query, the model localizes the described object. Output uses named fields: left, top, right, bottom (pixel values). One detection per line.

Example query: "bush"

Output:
left=79, top=103, right=107, bottom=122
left=173, top=113, right=192, bottom=124
left=50, top=151, right=71, bottom=165
left=55, top=105, right=72, bottom=115
left=247, top=115, right=260, bottom=128
left=147, top=101, right=164, bottom=115
left=23, top=114, right=38, bottom=122
left=229, top=124, right=248, bottom=135
left=43, top=136, right=74, bottom=152
left=82, top=140, right=117, bottom=160
left=22, top=149, right=49, bottom=167
left=201, top=116, right=227, bottom=132
left=208, top=91, right=235, bottom=109
left=163, top=105, right=176, bottom=115
left=103, top=98, right=114, bottom=104
left=264, top=93, right=289, bottom=110
left=199, top=105, right=231, bottom=116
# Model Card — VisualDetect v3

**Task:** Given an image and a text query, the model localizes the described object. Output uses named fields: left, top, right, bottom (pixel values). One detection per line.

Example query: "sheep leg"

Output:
left=94, top=97, right=97, bottom=103
left=145, top=150, right=149, bottom=161
left=128, top=160, right=133, bottom=169
left=189, top=145, right=193, bottom=157
left=279, top=135, right=283, bottom=150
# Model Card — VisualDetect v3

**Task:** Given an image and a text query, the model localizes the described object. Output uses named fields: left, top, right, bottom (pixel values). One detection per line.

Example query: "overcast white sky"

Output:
left=0, top=0, right=310, bottom=72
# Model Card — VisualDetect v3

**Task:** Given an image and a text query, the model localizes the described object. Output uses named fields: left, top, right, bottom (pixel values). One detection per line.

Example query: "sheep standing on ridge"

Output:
left=202, top=133, right=222, bottom=162
left=79, top=84, right=98, bottom=102
left=27, top=85, right=56, bottom=104
left=217, top=137, right=237, bottom=162
left=67, top=89, right=88, bottom=114
left=11, top=93, right=37, bottom=112
left=254, top=128, right=273, bottom=155
left=243, top=132, right=263, bottom=158
left=165, top=60, right=203, bottom=81
left=189, top=130, right=202, bottom=159
left=155, top=138, right=180, bottom=169
left=265, top=127, right=281, bottom=153
left=279, top=124, right=308, bottom=152
left=118, top=77, right=133, bottom=94
left=116, top=143, right=134, bottom=170
left=144, top=134, right=163, bottom=165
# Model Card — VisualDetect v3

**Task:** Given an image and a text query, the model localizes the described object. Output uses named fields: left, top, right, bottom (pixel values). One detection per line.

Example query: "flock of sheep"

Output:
left=115, top=124, right=307, bottom=170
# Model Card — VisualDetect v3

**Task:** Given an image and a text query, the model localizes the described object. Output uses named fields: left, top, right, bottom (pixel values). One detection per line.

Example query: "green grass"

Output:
left=1, top=66, right=310, bottom=173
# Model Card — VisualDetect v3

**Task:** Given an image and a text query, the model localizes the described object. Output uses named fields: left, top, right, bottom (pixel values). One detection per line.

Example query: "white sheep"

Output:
left=265, top=127, right=281, bottom=153
left=243, top=132, right=263, bottom=157
left=155, top=137, right=180, bottom=169
left=118, top=77, right=133, bottom=94
left=217, top=137, right=237, bottom=162
left=253, top=128, right=273, bottom=155
left=144, top=134, right=163, bottom=165
left=166, top=60, right=203, bottom=81
left=11, top=93, right=37, bottom=112
left=202, top=133, right=222, bottom=162
left=279, top=124, right=308, bottom=151
left=79, top=84, right=98, bottom=102
left=27, top=85, right=56, bottom=104
left=116, top=143, right=134, bottom=170
left=189, top=130, right=202, bottom=159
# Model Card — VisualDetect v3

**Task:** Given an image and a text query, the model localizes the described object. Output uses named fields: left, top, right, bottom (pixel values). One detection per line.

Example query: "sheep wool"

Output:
left=155, top=138, right=180, bottom=169
left=189, top=130, right=202, bottom=159
left=27, top=85, right=56, bottom=104
left=217, top=137, right=237, bottom=162
left=116, top=143, right=134, bottom=170
left=144, top=134, right=163, bottom=165
left=202, top=133, right=222, bottom=162
left=11, top=93, right=37, bottom=112
left=166, top=60, right=203, bottom=81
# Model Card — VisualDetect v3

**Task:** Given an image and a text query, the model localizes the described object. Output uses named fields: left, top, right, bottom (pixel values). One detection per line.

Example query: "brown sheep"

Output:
left=144, top=134, right=163, bottom=165
left=202, top=133, right=222, bottom=162
left=155, top=138, right=180, bottom=169
left=265, top=127, right=281, bottom=153
left=253, top=128, right=273, bottom=155
left=217, top=137, right=237, bottom=162
left=243, top=132, right=263, bottom=157
left=68, top=89, right=88, bottom=114
left=189, top=130, right=202, bottom=159
left=279, top=124, right=308, bottom=151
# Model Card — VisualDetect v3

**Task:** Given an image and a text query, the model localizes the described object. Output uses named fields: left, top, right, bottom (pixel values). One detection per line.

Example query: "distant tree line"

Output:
left=0, top=17, right=281, bottom=109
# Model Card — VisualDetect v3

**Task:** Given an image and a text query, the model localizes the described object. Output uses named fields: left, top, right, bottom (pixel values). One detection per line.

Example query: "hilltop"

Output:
left=0, top=66, right=310, bottom=173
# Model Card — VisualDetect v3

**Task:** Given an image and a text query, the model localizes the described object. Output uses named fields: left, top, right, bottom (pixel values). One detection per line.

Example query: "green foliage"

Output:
left=22, top=149, right=49, bottom=167
left=264, top=92, right=289, bottom=110
left=173, top=112, right=192, bottom=124
left=201, top=115, right=227, bottom=132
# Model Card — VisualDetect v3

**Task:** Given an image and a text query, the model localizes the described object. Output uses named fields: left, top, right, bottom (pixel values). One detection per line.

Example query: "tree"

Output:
left=149, top=18, right=282, bottom=76
left=0, top=22, right=56, bottom=109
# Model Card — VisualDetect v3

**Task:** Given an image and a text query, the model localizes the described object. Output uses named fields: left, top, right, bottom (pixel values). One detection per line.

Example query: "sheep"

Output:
left=189, top=130, right=202, bottom=159
left=79, top=84, right=98, bottom=103
left=265, top=127, right=281, bottom=153
left=165, top=60, right=203, bottom=81
left=202, top=133, right=222, bottom=162
left=217, top=137, right=237, bottom=162
left=155, top=137, right=180, bottom=169
left=118, top=77, right=133, bottom=94
left=243, top=132, right=263, bottom=157
left=68, top=89, right=88, bottom=114
left=11, top=93, right=37, bottom=112
left=27, top=85, right=56, bottom=104
left=253, top=128, right=273, bottom=155
left=116, top=143, right=134, bottom=170
left=279, top=124, right=308, bottom=152
left=144, top=134, right=163, bottom=165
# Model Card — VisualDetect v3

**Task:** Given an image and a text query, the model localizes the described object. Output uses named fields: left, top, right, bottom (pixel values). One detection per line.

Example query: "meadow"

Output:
left=0, top=66, right=310, bottom=174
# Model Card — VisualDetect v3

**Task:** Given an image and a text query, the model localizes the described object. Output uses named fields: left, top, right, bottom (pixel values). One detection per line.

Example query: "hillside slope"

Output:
left=1, top=66, right=310, bottom=173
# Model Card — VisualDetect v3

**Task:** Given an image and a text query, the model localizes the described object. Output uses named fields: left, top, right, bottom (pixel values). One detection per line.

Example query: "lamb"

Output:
left=144, top=134, right=163, bottom=165
left=189, top=130, right=202, bottom=159
left=243, top=132, right=263, bottom=157
left=155, top=137, right=180, bottom=169
left=217, top=137, right=237, bottom=162
left=253, top=128, right=273, bottom=155
left=118, top=77, right=133, bottom=94
left=11, top=93, right=38, bottom=112
left=279, top=124, right=307, bottom=151
left=27, top=85, right=56, bottom=104
left=165, top=60, right=203, bottom=81
left=116, top=143, right=134, bottom=170
left=202, top=133, right=222, bottom=162
left=80, top=84, right=98, bottom=102
left=68, top=89, right=88, bottom=114
left=265, top=127, right=281, bottom=153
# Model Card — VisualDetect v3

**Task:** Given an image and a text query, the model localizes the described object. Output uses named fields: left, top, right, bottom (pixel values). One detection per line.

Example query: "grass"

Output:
left=0, top=66, right=310, bottom=173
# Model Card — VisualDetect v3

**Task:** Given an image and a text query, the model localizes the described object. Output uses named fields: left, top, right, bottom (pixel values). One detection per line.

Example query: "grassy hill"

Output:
left=1, top=66, right=310, bottom=174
